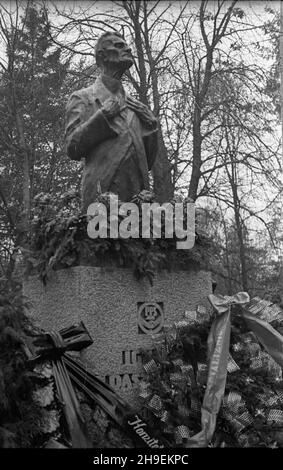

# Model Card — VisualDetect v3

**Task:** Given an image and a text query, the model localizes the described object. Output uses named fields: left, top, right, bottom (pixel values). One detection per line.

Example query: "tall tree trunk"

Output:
left=221, top=209, right=233, bottom=294
left=152, top=125, right=174, bottom=202
left=188, top=105, right=202, bottom=201
left=150, top=67, right=174, bottom=202
left=11, top=82, right=31, bottom=245
left=280, top=0, right=283, bottom=304
left=187, top=0, right=237, bottom=200
left=228, top=167, right=248, bottom=291
left=128, top=0, right=174, bottom=202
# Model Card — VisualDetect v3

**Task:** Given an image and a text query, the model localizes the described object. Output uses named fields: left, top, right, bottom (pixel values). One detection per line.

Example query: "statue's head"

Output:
left=95, top=31, right=133, bottom=73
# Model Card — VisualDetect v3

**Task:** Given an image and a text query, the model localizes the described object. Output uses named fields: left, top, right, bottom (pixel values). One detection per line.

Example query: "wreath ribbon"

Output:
left=27, top=322, right=169, bottom=448
left=185, top=292, right=283, bottom=447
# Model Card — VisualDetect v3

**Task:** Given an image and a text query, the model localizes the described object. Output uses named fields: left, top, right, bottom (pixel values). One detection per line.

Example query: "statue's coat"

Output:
left=65, top=76, right=158, bottom=211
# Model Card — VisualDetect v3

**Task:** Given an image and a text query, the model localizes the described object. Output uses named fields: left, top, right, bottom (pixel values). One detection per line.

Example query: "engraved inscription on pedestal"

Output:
left=103, top=348, right=144, bottom=392
left=101, top=302, right=164, bottom=394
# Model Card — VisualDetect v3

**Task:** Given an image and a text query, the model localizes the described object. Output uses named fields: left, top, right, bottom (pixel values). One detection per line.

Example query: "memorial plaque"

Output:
left=137, top=302, right=164, bottom=335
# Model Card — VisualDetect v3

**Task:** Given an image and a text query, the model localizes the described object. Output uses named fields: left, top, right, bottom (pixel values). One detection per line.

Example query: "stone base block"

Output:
left=24, top=266, right=212, bottom=403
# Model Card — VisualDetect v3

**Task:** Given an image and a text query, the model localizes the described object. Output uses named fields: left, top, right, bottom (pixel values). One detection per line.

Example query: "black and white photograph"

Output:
left=0, top=0, right=282, bottom=455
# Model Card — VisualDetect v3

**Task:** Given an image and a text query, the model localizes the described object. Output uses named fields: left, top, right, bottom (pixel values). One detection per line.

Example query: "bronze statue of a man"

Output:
left=65, top=31, right=158, bottom=211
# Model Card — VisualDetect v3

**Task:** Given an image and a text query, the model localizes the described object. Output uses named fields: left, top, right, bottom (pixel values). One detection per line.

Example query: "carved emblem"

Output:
left=137, top=302, right=164, bottom=334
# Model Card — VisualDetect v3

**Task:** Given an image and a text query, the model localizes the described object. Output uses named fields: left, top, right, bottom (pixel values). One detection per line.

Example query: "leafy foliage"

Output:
left=0, top=278, right=48, bottom=447
left=0, top=3, right=82, bottom=280
left=26, top=190, right=213, bottom=284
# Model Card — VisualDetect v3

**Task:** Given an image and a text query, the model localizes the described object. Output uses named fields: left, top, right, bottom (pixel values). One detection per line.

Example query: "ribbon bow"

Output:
left=186, top=292, right=283, bottom=448
left=27, top=322, right=169, bottom=449
left=208, top=292, right=250, bottom=314
left=28, top=322, right=93, bottom=447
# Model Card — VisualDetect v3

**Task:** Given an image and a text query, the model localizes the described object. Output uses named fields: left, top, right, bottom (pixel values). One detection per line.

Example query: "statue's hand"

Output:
left=126, top=96, right=150, bottom=114
left=126, top=96, right=157, bottom=129
left=101, top=97, right=121, bottom=119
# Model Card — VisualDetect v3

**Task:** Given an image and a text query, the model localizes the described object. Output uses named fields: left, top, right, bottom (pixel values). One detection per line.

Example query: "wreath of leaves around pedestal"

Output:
left=139, top=305, right=283, bottom=448
left=25, top=190, right=213, bottom=284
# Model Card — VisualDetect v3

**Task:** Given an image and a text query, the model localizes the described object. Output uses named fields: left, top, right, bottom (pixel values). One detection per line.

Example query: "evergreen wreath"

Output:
left=0, top=278, right=63, bottom=447
left=139, top=301, right=283, bottom=448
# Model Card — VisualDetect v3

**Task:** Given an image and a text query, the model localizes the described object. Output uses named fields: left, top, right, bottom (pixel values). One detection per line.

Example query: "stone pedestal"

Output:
left=24, top=266, right=212, bottom=403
